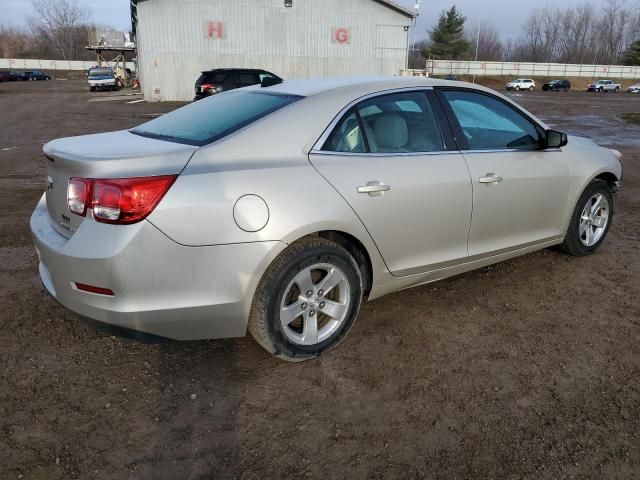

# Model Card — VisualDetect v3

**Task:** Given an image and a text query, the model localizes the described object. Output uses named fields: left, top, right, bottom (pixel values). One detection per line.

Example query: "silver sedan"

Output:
left=31, top=77, right=622, bottom=361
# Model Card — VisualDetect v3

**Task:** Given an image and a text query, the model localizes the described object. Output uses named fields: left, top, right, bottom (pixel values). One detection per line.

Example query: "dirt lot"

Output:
left=1, top=80, right=639, bottom=480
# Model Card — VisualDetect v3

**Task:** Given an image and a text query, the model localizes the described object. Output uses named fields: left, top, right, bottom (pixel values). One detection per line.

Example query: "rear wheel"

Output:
left=559, top=180, right=613, bottom=256
left=529, top=86, right=534, bottom=91
left=249, top=237, right=363, bottom=361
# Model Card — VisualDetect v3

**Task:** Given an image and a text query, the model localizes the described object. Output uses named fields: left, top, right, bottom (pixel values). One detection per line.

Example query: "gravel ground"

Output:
left=1, top=80, right=639, bottom=480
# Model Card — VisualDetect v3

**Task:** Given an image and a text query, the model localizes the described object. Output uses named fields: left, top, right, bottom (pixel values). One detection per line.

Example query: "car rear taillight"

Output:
left=67, top=175, right=176, bottom=224
left=67, top=178, right=92, bottom=216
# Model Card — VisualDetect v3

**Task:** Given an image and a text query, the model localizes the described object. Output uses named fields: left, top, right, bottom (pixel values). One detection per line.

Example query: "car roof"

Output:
left=248, top=76, right=500, bottom=98
left=201, top=68, right=267, bottom=74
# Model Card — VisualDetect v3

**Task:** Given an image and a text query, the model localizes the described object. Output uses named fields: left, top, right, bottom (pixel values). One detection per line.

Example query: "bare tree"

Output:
left=0, top=26, right=32, bottom=58
left=511, top=0, right=639, bottom=64
left=598, top=0, right=631, bottom=63
left=465, top=21, right=503, bottom=61
left=30, top=0, right=92, bottom=60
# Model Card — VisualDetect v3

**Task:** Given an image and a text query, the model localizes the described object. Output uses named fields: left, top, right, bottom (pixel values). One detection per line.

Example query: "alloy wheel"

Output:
left=579, top=193, right=610, bottom=247
left=280, top=263, right=351, bottom=346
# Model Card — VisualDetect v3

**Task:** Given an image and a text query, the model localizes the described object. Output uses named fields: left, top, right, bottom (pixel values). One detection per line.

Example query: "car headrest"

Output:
left=374, top=114, right=408, bottom=151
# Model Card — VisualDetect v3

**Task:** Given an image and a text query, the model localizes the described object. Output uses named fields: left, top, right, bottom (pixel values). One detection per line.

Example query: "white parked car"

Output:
left=627, top=83, right=640, bottom=93
left=506, top=79, right=535, bottom=91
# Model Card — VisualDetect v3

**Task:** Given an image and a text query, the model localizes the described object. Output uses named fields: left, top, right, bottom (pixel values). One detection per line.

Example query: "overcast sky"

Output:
left=1, top=0, right=620, bottom=41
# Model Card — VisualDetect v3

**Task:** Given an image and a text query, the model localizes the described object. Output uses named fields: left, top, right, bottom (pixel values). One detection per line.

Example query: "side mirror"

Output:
left=546, top=130, right=568, bottom=148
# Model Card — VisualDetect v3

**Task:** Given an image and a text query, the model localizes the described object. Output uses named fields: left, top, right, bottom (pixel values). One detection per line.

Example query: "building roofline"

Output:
left=131, top=0, right=417, bottom=24
left=373, top=0, right=417, bottom=18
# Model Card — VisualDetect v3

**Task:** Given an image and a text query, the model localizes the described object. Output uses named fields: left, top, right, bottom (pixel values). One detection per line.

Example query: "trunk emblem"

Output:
left=46, top=176, right=53, bottom=190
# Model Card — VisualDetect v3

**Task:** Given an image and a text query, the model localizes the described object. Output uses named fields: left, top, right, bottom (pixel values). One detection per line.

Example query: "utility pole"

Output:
left=408, top=0, right=421, bottom=72
left=472, top=20, right=480, bottom=84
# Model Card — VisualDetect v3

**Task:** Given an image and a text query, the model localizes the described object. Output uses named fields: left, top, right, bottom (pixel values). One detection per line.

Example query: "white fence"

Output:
left=0, top=58, right=135, bottom=72
left=416, top=60, right=640, bottom=79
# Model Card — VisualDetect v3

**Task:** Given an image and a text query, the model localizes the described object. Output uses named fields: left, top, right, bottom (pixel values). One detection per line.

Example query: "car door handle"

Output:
left=357, top=181, right=390, bottom=196
left=479, top=174, right=503, bottom=184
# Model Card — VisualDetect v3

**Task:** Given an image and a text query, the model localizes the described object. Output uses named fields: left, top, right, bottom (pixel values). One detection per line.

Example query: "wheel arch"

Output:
left=315, top=230, right=374, bottom=298
left=594, top=171, right=619, bottom=191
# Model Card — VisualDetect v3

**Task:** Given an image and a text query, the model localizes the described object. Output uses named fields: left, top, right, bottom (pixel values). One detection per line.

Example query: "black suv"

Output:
left=194, top=68, right=282, bottom=100
left=542, top=79, right=571, bottom=92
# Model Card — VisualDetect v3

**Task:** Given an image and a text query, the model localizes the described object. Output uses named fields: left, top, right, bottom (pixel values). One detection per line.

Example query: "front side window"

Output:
left=323, top=91, right=444, bottom=154
left=259, top=72, right=278, bottom=82
left=131, top=91, right=301, bottom=146
left=237, top=72, right=260, bottom=86
left=442, top=90, right=540, bottom=150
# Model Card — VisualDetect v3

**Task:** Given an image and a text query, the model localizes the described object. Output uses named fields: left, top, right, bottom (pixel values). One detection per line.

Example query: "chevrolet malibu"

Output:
left=31, top=77, right=622, bottom=361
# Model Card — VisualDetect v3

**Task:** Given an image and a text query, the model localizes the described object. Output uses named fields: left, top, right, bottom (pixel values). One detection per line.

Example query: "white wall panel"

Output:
left=416, top=60, right=640, bottom=80
left=136, top=0, right=412, bottom=101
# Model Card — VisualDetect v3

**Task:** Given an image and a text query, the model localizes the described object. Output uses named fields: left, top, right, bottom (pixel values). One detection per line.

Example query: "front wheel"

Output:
left=529, top=86, right=534, bottom=91
left=249, top=237, right=363, bottom=361
left=515, top=86, right=521, bottom=91
left=559, top=180, right=613, bottom=256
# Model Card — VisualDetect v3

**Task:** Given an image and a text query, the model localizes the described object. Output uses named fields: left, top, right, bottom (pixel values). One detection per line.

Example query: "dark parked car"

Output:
left=194, top=68, right=282, bottom=100
left=542, top=79, right=571, bottom=92
left=1, top=71, right=22, bottom=81
left=22, top=70, right=51, bottom=81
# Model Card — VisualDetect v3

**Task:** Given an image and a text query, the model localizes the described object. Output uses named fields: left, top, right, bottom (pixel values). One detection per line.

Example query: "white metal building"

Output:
left=132, top=0, right=416, bottom=101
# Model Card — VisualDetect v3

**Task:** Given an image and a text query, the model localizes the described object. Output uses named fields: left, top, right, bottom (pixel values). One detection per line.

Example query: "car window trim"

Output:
left=314, top=86, right=457, bottom=156
left=353, top=108, right=371, bottom=153
left=434, top=86, right=546, bottom=152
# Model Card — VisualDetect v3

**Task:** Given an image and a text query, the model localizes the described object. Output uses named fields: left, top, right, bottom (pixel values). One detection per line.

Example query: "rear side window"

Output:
left=324, top=111, right=366, bottom=153
left=442, top=90, right=540, bottom=150
left=131, top=91, right=301, bottom=146
left=323, top=91, right=444, bottom=154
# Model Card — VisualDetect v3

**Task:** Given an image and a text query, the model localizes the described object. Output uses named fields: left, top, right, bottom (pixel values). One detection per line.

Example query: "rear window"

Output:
left=198, top=72, right=228, bottom=84
left=130, top=91, right=302, bottom=146
left=89, top=68, right=113, bottom=77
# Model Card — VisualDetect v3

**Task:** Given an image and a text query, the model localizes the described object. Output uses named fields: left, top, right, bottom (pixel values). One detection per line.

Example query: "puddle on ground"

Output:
left=539, top=114, right=640, bottom=147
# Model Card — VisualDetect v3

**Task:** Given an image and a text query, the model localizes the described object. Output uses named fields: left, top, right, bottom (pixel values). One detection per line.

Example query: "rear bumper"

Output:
left=31, top=194, right=286, bottom=340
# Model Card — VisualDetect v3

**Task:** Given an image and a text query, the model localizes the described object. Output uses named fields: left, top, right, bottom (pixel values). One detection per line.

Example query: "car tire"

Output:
left=559, top=180, right=613, bottom=257
left=615, top=87, right=619, bottom=93
left=89, top=86, right=95, bottom=92
left=529, top=86, right=534, bottom=91
left=515, top=86, right=520, bottom=91
left=248, top=236, right=363, bottom=362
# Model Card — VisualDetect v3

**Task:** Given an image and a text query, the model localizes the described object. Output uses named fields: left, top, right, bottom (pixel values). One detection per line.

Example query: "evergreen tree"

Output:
left=622, top=40, right=640, bottom=66
left=421, top=6, right=470, bottom=60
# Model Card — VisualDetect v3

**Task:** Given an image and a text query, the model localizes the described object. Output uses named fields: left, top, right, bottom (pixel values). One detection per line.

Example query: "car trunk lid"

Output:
left=43, top=130, right=197, bottom=238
